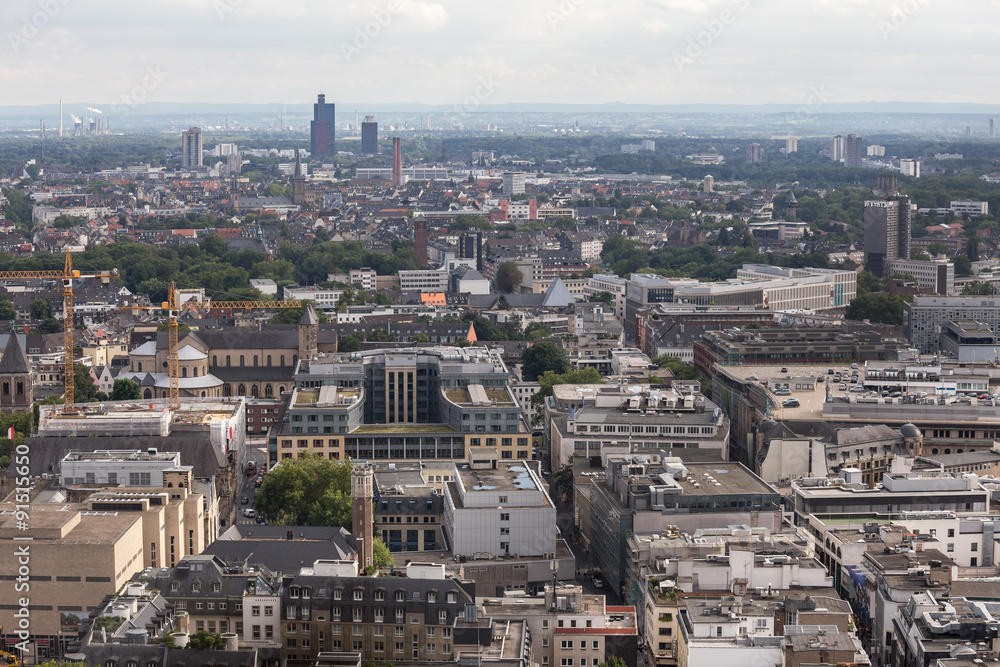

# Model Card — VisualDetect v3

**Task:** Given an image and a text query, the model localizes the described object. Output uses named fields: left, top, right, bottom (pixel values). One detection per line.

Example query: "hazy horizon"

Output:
left=3, top=0, right=999, bottom=109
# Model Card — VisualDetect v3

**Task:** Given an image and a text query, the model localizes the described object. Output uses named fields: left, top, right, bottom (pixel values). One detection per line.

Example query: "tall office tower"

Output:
left=831, top=135, right=845, bottom=162
left=476, top=231, right=484, bottom=273
left=785, top=137, right=798, bottom=153
left=181, top=127, right=203, bottom=168
left=864, top=177, right=912, bottom=279
left=392, top=137, right=402, bottom=186
left=361, top=116, right=379, bottom=156
left=310, top=93, right=336, bottom=158
left=414, top=219, right=427, bottom=266
left=991, top=118, right=996, bottom=139
left=58, top=100, right=63, bottom=137
left=746, top=143, right=763, bottom=163
left=845, top=134, right=863, bottom=168
left=351, top=463, right=375, bottom=569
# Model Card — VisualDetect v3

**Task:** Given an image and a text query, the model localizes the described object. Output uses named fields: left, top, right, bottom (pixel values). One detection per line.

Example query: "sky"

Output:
left=1, top=0, right=997, bottom=108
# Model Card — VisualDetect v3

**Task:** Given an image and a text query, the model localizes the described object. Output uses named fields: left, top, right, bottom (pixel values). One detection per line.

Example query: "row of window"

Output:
left=577, top=424, right=713, bottom=435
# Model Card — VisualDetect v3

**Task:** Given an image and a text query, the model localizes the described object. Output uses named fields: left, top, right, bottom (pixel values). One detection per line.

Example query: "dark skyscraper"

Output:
left=392, top=137, right=402, bottom=186
left=414, top=219, right=427, bottom=266
left=864, top=175, right=911, bottom=278
left=845, top=133, right=863, bottom=168
left=361, top=115, right=378, bottom=156
left=310, top=93, right=335, bottom=158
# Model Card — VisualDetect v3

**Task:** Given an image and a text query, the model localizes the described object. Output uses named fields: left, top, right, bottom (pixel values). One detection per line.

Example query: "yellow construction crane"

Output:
left=130, top=283, right=303, bottom=409
left=0, top=249, right=118, bottom=409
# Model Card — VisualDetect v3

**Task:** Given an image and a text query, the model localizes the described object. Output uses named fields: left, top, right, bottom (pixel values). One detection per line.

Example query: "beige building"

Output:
left=0, top=500, right=146, bottom=653
left=81, top=338, right=129, bottom=368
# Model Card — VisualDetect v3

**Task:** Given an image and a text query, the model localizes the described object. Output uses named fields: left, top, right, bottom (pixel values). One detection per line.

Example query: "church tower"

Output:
left=0, top=333, right=33, bottom=411
left=297, top=303, right=318, bottom=360
left=291, top=148, right=307, bottom=206
left=351, top=464, right=375, bottom=569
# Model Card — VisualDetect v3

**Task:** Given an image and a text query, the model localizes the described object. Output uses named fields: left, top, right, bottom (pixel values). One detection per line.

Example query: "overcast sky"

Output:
left=1, top=0, right=996, bottom=108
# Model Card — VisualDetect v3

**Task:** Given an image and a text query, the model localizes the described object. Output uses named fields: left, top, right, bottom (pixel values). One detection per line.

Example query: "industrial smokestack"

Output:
left=392, top=137, right=402, bottom=187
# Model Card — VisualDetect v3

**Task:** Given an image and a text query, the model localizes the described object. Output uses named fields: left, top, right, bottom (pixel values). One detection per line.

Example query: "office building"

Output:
left=884, top=258, right=953, bottom=295
left=785, top=137, right=798, bottom=153
left=546, top=383, right=730, bottom=467
left=443, top=460, right=555, bottom=558
left=502, top=172, right=526, bottom=197
left=746, top=142, right=763, bottom=163
left=992, top=118, right=996, bottom=139
left=907, top=296, right=1000, bottom=353
left=864, top=183, right=912, bottom=278
left=181, top=127, right=203, bottom=168
left=279, top=347, right=531, bottom=463
left=310, top=93, right=336, bottom=158
left=791, top=471, right=989, bottom=526
left=360, top=115, right=378, bottom=155
left=588, top=456, right=780, bottom=596
left=845, top=133, right=863, bottom=168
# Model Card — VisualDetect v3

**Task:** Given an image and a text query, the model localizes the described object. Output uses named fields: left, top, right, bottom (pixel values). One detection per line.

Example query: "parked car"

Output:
left=240, top=496, right=249, bottom=505
left=775, top=388, right=792, bottom=396
left=243, top=508, right=255, bottom=518
left=839, top=383, right=847, bottom=390
left=782, top=398, right=800, bottom=408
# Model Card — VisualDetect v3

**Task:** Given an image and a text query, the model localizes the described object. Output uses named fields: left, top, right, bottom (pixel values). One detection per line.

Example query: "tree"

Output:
left=651, top=355, right=712, bottom=397
left=528, top=367, right=605, bottom=424
left=495, top=261, right=524, bottom=294
left=962, top=281, right=996, bottom=296
left=953, top=255, right=973, bottom=277
left=600, top=658, right=627, bottom=667
left=927, top=241, right=949, bottom=256
left=521, top=342, right=571, bottom=382
left=270, top=302, right=329, bottom=324
left=856, top=271, right=886, bottom=295
left=29, top=296, right=52, bottom=320
left=844, top=293, right=905, bottom=325
left=74, top=363, right=99, bottom=403
left=523, top=322, right=552, bottom=340
left=449, top=214, right=494, bottom=231
left=588, top=291, right=614, bottom=306
left=373, top=536, right=393, bottom=568
left=185, top=630, right=223, bottom=650
left=967, top=235, right=981, bottom=262
left=0, top=295, right=15, bottom=321
left=409, top=333, right=430, bottom=343
left=38, top=318, right=63, bottom=334
left=254, top=453, right=353, bottom=527
left=109, top=378, right=142, bottom=401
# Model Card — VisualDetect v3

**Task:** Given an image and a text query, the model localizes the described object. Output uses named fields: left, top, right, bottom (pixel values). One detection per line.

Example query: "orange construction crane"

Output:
left=0, top=249, right=118, bottom=409
left=128, top=283, right=303, bottom=409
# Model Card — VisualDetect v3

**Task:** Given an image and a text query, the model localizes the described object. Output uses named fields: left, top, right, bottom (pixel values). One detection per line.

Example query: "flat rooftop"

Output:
left=62, top=449, right=180, bottom=462
left=457, top=463, right=539, bottom=493
left=444, top=385, right=516, bottom=407
left=353, top=423, right=457, bottom=434
left=638, top=461, right=777, bottom=497
left=0, top=502, right=141, bottom=543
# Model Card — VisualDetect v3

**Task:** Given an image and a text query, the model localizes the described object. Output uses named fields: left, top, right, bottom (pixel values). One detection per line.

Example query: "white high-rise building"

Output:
left=899, top=159, right=921, bottom=178
left=502, top=172, right=526, bottom=197
left=831, top=135, right=845, bottom=162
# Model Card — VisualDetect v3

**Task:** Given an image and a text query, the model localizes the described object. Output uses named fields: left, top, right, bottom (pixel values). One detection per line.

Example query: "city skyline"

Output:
left=2, top=0, right=999, bottom=107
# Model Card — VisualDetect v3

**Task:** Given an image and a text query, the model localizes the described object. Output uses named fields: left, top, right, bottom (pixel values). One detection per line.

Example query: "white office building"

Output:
left=443, top=460, right=556, bottom=558
left=60, top=449, right=183, bottom=487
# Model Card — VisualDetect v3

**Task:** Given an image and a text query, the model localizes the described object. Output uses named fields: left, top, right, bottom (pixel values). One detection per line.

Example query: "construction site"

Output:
left=37, top=396, right=248, bottom=454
